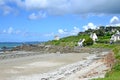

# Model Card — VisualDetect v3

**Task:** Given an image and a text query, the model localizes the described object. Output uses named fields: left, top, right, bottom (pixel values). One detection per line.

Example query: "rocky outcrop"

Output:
left=12, top=44, right=75, bottom=53
left=12, top=44, right=109, bottom=53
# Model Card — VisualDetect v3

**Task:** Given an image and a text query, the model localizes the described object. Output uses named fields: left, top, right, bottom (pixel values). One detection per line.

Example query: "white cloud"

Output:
left=25, top=0, right=48, bottom=10
left=110, top=16, right=120, bottom=24
left=58, top=27, right=80, bottom=36
left=29, top=13, right=38, bottom=20
left=3, top=6, right=13, bottom=15
left=0, top=0, right=17, bottom=15
left=106, top=16, right=120, bottom=26
left=58, top=29, right=67, bottom=34
left=11, top=0, right=25, bottom=8
left=42, top=27, right=80, bottom=40
left=2, top=27, right=22, bottom=34
left=70, top=27, right=80, bottom=35
left=7, top=27, right=13, bottom=34
left=3, top=0, right=120, bottom=16
left=28, top=12, right=46, bottom=20
left=20, top=0, right=120, bottom=15
left=0, top=5, right=12, bottom=15
left=44, top=32, right=54, bottom=37
left=83, top=23, right=97, bottom=30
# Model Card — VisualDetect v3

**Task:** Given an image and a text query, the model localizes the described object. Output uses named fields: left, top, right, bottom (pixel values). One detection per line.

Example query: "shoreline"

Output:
left=0, top=50, right=113, bottom=80
left=0, top=46, right=110, bottom=61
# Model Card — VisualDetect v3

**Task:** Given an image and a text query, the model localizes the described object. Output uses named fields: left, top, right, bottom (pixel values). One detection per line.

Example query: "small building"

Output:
left=78, top=39, right=85, bottom=47
left=111, top=29, right=116, bottom=33
left=54, top=35, right=60, bottom=40
left=90, top=33, right=98, bottom=42
left=110, top=30, right=120, bottom=42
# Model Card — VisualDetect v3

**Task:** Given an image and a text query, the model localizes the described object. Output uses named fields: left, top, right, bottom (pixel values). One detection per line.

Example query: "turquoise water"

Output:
left=0, top=42, right=22, bottom=48
left=0, top=42, right=41, bottom=51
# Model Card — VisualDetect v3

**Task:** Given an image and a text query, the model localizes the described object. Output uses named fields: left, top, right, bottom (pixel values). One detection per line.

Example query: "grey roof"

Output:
left=114, top=34, right=120, bottom=36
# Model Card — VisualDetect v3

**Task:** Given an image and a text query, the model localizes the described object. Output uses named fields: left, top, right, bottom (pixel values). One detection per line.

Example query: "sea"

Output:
left=0, top=42, right=42, bottom=52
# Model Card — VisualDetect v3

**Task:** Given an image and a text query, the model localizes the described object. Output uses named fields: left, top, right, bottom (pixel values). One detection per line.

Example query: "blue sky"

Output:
left=0, top=0, right=120, bottom=42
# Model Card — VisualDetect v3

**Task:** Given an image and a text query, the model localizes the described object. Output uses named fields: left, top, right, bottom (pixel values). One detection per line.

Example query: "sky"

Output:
left=0, top=0, right=120, bottom=42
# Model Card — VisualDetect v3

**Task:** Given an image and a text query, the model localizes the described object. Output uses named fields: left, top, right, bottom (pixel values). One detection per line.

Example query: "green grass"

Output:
left=45, top=34, right=89, bottom=47
left=92, top=44, right=120, bottom=80
left=93, top=71, right=120, bottom=80
left=91, top=43, right=114, bottom=48
left=93, top=68, right=120, bottom=80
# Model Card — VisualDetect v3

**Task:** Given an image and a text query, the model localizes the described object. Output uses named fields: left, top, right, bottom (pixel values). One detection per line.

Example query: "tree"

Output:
left=83, top=38, right=93, bottom=46
left=94, top=29, right=105, bottom=36
left=99, top=26, right=105, bottom=30
left=85, top=29, right=95, bottom=34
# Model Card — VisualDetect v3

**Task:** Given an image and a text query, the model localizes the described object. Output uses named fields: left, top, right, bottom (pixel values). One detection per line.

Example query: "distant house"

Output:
left=78, top=39, right=85, bottom=47
left=90, top=33, right=98, bottom=42
left=110, top=30, right=120, bottom=42
left=111, top=29, right=116, bottom=33
left=54, top=35, right=60, bottom=40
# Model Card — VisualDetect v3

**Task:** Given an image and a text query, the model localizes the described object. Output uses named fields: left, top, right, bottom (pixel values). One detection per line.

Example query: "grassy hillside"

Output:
left=45, top=34, right=89, bottom=47
left=46, top=31, right=112, bottom=47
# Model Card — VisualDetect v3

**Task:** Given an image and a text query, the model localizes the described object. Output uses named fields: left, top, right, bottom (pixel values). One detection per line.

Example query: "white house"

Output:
left=90, top=33, right=98, bottom=42
left=110, top=30, right=120, bottom=42
left=54, top=35, right=60, bottom=40
left=78, top=39, right=85, bottom=47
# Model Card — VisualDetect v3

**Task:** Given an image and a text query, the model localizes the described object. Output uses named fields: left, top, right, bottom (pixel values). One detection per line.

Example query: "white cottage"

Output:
left=54, top=35, right=60, bottom=40
left=78, top=39, right=85, bottom=47
left=110, top=30, right=120, bottom=42
left=90, top=33, right=98, bottom=42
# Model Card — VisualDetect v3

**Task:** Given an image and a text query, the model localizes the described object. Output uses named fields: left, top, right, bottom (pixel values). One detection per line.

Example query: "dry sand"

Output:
left=0, top=52, right=90, bottom=80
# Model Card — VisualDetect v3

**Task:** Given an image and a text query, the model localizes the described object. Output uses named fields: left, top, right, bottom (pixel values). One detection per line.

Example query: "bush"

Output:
left=113, top=63, right=120, bottom=71
left=115, top=52, right=120, bottom=60
left=54, top=41, right=60, bottom=45
left=83, top=38, right=93, bottom=46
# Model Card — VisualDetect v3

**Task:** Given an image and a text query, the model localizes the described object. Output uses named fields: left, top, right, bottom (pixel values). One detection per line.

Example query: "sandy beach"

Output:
left=0, top=52, right=91, bottom=80
left=0, top=50, right=113, bottom=80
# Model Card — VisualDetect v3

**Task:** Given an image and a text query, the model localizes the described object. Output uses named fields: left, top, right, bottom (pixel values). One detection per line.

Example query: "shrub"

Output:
left=83, top=38, right=93, bottom=46
left=115, top=52, right=120, bottom=60
left=113, top=62, right=120, bottom=71
left=53, top=41, right=60, bottom=45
